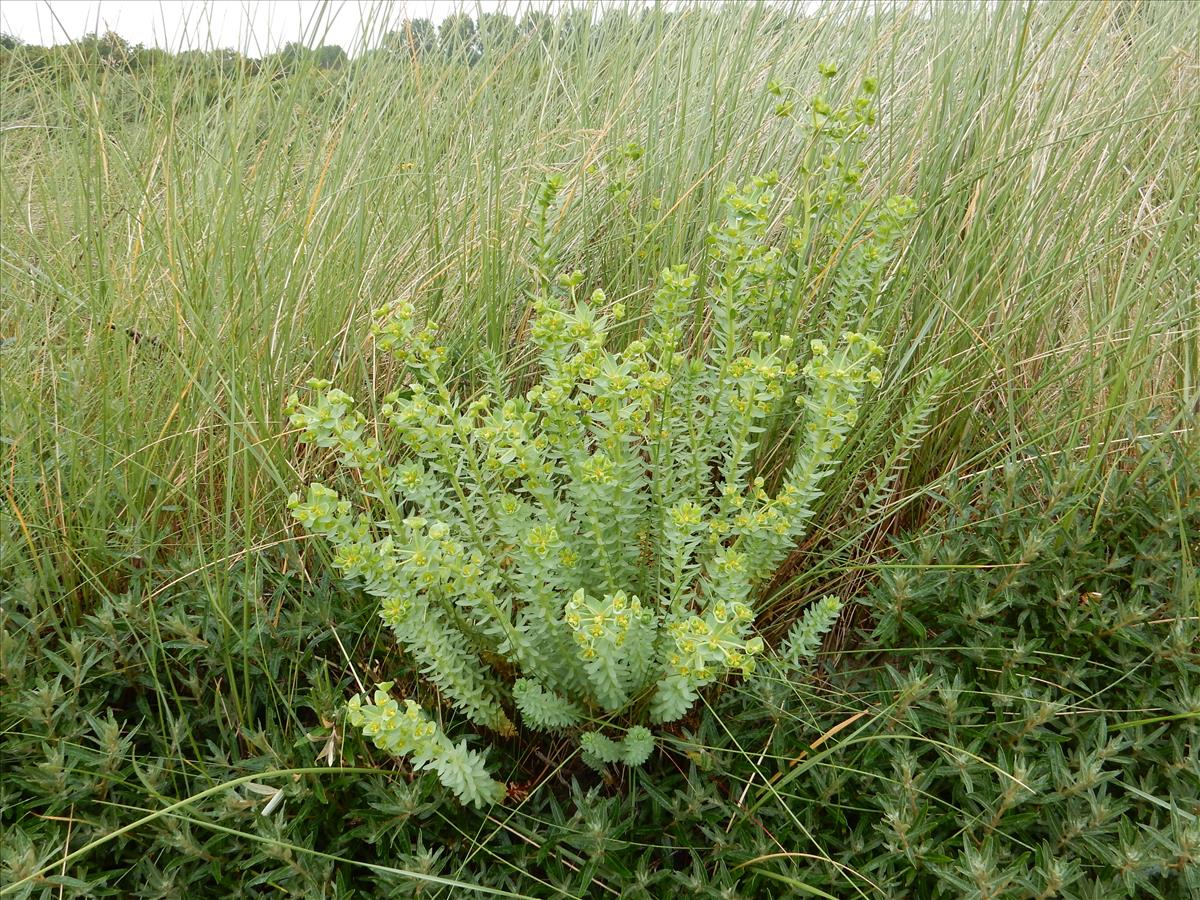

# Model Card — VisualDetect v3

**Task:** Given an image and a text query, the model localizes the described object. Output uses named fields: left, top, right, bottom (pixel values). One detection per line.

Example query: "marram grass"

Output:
left=2, top=1, right=1196, bottom=613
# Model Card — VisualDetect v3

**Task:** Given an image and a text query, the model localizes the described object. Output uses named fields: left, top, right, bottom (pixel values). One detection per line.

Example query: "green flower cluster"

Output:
left=287, top=128, right=915, bottom=806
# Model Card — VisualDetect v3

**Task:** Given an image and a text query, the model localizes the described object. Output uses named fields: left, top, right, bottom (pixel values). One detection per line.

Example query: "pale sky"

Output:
left=0, top=1, right=567, bottom=56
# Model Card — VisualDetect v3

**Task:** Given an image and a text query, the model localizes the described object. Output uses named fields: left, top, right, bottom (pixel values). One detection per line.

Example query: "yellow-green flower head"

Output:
left=717, top=551, right=746, bottom=574
left=669, top=501, right=704, bottom=529
left=581, top=453, right=614, bottom=484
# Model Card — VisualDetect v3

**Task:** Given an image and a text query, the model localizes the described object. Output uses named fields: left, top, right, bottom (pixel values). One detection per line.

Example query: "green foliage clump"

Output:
left=714, top=439, right=1200, bottom=898
left=0, top=553, right=443, bottom=897
left=287, top=151, right=915, bottom=804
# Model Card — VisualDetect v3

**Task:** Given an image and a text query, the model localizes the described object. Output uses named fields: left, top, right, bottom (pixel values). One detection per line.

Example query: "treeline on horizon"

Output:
left=0, top=6, right=766, bottom=78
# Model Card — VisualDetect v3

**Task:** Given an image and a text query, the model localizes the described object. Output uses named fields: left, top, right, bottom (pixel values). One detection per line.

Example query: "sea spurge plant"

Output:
left=288, top=92, right=913, bottom=805
left=779, top=594, right=843, bottom=670
left=579, top=727, right=655, bottom=770
left=348, top=684, right=506, bottom=807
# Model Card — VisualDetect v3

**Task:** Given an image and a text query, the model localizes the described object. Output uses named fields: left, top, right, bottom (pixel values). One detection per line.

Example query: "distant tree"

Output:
left=479, top=12, right=519, bottom=55
left=266, top=41, right=313, bottom=75
left=217, top=48, right=249, bottom=76
left=0, top=32, right=26, bottom=80
left=558, top=9, right=594, bottom=49
left=381, top=18, right=436, bottom=62
left=2, top=41, right=53, bottom=74
left=177, top=47, right=249, bottom=79
left=522, top=11, right=554, bottom=44
left=611, top=6, right=661, bottom=49
left=407, top=18, right=437, bottom=57
left=378, top=30, right=401, bottom=59
left=595, top=6, right=634, bottom=45
left=439, top=12, right=480, bottom=62
left=314, top=44, right=347, bottom=69
left=77, top=30, right=136, bottom=69
left=135, top=45, right=170, bottom=71
left=175, top=48, right=205, bottom=72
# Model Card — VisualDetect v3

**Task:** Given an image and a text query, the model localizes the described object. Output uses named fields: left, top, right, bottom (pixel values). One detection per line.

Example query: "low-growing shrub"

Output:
left=714, top=436, right=1199, bottom=898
